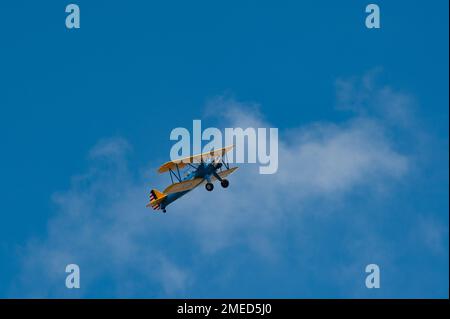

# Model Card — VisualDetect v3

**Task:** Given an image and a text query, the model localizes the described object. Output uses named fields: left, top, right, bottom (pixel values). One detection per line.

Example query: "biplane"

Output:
left=146, top=145, right=238, bottom=213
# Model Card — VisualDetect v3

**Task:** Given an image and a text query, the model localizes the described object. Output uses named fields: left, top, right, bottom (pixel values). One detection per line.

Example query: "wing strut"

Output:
left=222, top=152, right=230, bottom=170
left=169, top=166, right=182, bottom=183
left=176, top=164, right=181, bottom=180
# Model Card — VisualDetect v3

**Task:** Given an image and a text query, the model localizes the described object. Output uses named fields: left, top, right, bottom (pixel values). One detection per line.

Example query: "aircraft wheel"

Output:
left=221, top=179, right=229, bottom=188
left=205, top=182, right=214, bottom=191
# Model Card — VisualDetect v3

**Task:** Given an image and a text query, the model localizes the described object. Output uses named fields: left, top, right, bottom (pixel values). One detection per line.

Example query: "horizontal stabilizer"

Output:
left=146, top=189, right=167, bottom=210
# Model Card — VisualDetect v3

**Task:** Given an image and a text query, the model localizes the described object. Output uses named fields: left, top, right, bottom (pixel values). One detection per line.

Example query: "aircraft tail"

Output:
left=146, top=189, right=167, bottom=210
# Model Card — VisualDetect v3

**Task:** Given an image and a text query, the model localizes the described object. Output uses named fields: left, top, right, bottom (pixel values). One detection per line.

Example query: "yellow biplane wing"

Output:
left=158, top=145, right=234, bottom=173
left=209, top=167, right=239, bottom=183
left=163, top=167, right=239, bottom=194
left=163, top=177, right=204, bottom=194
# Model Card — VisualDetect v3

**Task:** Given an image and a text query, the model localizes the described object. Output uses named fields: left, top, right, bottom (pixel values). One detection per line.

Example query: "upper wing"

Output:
left=163, top=177, right=204, bottom=194
left=158, top=145, right=234, bottom=173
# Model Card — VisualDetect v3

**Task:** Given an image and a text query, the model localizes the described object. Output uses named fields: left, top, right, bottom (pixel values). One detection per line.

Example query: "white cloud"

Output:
left=335, top=68, right=417, bottom=129
left=12, top=71, right=418, bottom=297
left=415, top=215, right=449, bottom=256
left=88, top=137, right=131, bottom=160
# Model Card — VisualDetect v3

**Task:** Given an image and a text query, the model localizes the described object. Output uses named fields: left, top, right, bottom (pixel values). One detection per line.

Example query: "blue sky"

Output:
left=0, top=1, right=448, bottom=298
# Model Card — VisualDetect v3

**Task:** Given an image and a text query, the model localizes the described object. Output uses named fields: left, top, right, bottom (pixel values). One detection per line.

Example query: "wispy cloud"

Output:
left=11, top=71, right=445, bottom=298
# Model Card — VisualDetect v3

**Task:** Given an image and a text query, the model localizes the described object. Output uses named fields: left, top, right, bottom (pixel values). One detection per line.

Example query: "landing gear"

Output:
left=220, top=179, right=229, bottom=188
left=162, top=209, right=167, bottom=213
left=205, top=182, right=214, bottom=191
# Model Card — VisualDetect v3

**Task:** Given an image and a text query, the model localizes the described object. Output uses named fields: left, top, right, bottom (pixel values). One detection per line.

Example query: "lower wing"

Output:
left=163, top=177, right=204, bottom=194
left=211, top=167, right=239, bottom=181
